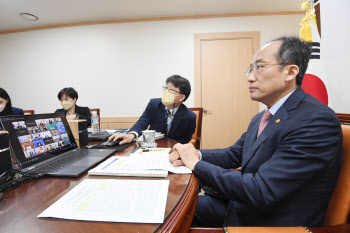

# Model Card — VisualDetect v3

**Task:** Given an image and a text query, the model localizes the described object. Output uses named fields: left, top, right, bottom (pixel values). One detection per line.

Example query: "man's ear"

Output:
left=179, top=95, right=186, bottom=102
left=284, top=64, right=299, bottom=82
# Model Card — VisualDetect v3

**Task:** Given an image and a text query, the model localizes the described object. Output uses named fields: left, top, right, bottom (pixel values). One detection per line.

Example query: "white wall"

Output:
left=0, top=14, right=303, bottom=116
left=321, top=1, right=350, bottom=113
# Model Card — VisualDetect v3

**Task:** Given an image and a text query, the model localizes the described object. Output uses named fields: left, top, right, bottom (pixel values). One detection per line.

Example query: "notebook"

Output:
left=88, top=156, right=168, bottom=177
left=0, top=113, right=116, bottom=177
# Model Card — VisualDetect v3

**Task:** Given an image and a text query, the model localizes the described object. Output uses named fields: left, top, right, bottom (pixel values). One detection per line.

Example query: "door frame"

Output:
left=194, top=31, right=260, bottom=116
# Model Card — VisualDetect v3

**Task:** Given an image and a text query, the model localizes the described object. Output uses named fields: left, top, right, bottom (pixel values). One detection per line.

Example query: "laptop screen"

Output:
left=0, top=113, right=77, bottom=170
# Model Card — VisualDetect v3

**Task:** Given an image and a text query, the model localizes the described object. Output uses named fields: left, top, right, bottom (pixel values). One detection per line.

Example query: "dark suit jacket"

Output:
left=12, top=107, right=24, bottom=115
left=129, top=98, right=196, bottom=144
left=194, top=87, right=342, bottom=227
left=55, top=105, right=92, bottom=126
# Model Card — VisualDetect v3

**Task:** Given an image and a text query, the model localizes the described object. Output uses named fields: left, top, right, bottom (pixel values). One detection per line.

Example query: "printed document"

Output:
left=88, top=156, right=168, bottom=177
left=131, top=148, right=171, bottom=154
left=129, top=153, right=192, bottom=174
left=38, top=179, right=169, bottom=223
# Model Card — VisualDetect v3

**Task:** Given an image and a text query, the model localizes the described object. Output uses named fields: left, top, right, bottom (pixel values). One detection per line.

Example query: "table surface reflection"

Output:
left=0, top=137, right=198, bottom=233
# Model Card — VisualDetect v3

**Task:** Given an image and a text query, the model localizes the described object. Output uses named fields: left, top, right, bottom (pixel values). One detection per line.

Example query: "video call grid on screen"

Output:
left=0, top=113, right=77, bottom=169
left=0, top=113, right=78, bottom=169
left=13, top=117, right=71, bottom=159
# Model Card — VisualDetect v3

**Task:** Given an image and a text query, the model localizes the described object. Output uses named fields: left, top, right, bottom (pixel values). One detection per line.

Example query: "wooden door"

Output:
left=194, top=32, right=260, bottom=149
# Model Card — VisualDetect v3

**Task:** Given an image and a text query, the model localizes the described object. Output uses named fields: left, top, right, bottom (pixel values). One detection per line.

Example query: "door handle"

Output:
left=203, top=109, right=211, bottom=113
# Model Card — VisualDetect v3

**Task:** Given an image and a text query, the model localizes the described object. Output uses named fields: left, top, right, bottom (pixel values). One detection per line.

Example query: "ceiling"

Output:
left=0, top=0, right=307, bottom=32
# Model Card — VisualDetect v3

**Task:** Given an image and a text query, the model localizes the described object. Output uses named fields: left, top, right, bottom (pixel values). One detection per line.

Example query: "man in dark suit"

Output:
left=170, top=37, right=342, bottom=227
left=109, top=75, right=197, bottom=144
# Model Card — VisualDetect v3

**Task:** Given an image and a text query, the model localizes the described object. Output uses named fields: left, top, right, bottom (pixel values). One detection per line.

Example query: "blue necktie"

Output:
left=165, top=110, right=171, bottom=135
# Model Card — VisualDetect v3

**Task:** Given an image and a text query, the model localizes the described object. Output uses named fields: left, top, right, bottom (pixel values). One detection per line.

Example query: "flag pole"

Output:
left=301, top=0, right=329, bottom=106
left=309, top=0, right=314, bottom=9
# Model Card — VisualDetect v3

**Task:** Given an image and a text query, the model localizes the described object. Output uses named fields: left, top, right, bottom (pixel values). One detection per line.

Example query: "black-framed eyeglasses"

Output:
left=246, top=63, right=283, bottom=77
left=162, top=86, right=182, bottom=95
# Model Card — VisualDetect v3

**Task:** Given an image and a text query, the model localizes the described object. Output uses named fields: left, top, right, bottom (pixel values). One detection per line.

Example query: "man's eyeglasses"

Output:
left=162, top=86, right=182, bottom=95
left=246, top=63, right=283, bottom=77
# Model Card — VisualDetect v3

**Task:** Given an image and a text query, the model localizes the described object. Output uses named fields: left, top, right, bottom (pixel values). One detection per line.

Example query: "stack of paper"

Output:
left=88, top=156, right=168, bottom=177
left=128, top=153, right=192, bottom=174
left=130, top=148, right=171, bottom=154
left=38, top=179, right=169, bottom=223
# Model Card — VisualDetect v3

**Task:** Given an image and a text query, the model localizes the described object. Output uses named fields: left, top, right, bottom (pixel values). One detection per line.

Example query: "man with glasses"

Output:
left=109, top=75, right=196, bottom=144
left=170, top=37, right=342, bottom=227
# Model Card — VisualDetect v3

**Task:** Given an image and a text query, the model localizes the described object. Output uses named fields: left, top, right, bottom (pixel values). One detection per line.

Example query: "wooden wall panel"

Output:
left=100, top=117, right=139, bottom=129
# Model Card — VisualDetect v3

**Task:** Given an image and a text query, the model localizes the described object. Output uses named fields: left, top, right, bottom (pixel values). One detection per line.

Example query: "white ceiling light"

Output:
left=19, top=13, right=39, bottom=21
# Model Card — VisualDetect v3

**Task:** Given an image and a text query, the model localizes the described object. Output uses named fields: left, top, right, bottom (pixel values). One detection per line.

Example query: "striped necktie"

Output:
left=257, top=110, right=272, bottom=137
left=165, top=110, right=171, bottom=135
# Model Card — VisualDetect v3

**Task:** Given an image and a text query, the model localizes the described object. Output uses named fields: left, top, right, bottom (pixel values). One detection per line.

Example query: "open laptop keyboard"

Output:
left=32, top=150, right=93, bottom=173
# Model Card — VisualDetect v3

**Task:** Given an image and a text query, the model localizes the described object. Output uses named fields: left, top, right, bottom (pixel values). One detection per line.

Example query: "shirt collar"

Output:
left=165, top=106, right=179, bottom=116
left=268, top=89, right=296, bottom=115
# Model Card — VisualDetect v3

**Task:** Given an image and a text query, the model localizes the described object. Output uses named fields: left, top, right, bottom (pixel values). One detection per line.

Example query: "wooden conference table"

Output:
left=0, top=137, right=198, bottom=233
left=189, top=223, right=350, bottom=233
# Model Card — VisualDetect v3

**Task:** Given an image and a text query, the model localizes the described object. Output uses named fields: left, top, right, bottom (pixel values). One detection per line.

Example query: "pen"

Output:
left=142, top=148, right=165, bottom=152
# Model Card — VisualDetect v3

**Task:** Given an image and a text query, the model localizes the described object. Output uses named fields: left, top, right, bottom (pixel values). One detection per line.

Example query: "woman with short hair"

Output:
left=54, top=87, right=91, bottom=126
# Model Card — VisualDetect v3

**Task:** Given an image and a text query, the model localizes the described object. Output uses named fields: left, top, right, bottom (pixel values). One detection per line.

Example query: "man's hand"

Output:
left=169, top=149, right=184, bottom=166
left=108, top=133, right=135, bottom=145
left=170, top=143, right=200, bottom=170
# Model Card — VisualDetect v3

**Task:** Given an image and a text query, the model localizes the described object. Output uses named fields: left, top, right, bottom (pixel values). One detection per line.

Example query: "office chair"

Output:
left=324, top=122, right=350, bottom=226
left=188, top=108, right=203, bottom=149
left=23, top=110, right=35, bottom=115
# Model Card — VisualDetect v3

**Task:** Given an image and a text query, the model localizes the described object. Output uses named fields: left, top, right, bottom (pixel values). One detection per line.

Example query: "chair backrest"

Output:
left=188, top=108, right=203, bottom=149
left=324, top=123, right=350, bottom=226
left=23, top=110, right=34, bottom=115
left=90, top=108, right=100, bottom=130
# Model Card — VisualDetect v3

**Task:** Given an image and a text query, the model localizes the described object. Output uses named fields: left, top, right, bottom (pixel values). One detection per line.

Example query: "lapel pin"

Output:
left=276, top=119, right=280, bottom=124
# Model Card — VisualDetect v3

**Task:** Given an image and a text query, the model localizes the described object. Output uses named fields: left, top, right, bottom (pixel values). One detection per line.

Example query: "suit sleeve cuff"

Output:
left=198, top=150, right=203, bottom=160
left=128, top=131, right=138, bottom=141
left=194, top=160, right=207, bottom=176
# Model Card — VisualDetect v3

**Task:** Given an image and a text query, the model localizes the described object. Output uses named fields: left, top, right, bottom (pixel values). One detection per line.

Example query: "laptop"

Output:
left=0, top=113, right=116, bottom=177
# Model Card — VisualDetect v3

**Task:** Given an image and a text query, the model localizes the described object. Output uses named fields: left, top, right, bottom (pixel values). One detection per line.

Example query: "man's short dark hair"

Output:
left=57, top=87, right=78, bottom=101
left=272, top=36, right=312, bottom=86
left=166, top=75, right=191, bottom=101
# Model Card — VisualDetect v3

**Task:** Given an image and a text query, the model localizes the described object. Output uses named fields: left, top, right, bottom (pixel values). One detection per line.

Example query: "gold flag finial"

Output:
left=299, top=1, right=317, bottom=42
